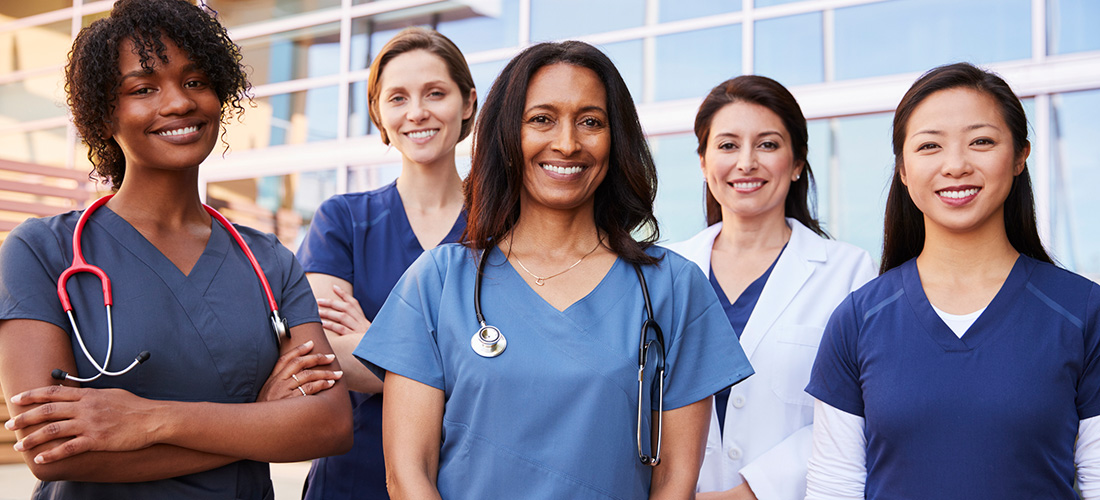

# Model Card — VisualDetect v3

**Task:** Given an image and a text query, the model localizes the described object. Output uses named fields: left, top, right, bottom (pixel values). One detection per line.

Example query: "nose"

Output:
left=551, top=123, right=580, bottom=156
left=941, top=146, right=973, bottom=178
left=160, top=83, right=197, bottom=116
left=407, top=97, right=430, bottom=123
left=735, top=146, right=757, bottom=173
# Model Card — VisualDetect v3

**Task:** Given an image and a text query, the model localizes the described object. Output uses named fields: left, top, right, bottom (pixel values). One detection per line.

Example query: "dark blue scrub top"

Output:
left=296, top=181, right=466, bottom=500
left=709, top=245, right=783, bottom=434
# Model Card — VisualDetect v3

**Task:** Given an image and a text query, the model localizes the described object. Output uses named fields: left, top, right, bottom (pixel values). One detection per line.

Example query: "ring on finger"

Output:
left=297, top=386, right=307, bottom=397
left=291, top=373, right=300, bottom=384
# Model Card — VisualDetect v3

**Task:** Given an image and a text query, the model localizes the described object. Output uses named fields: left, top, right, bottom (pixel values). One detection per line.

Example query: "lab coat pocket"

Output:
left=769, top=325, right=823, bottom=407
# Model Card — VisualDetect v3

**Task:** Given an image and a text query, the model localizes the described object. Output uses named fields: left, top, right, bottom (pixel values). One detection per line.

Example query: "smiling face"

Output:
left=900, top=87, right=1028, bottom=236
left=108, top=37, right=222, bottom=175
left=701, top=101, right=802, bottom=224
left=376, top=49, right=475, bottom=169
left=519, top=63, right=611, bottom=214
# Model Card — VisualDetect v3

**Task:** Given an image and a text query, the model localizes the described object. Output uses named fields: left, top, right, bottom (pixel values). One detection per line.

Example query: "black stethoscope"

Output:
left=51, top=194, right=290, bottom=383
left=470, top=247, right=668, bottom=466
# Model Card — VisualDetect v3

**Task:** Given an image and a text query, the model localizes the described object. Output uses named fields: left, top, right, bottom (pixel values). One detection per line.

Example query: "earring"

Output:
left=794, top=174, right=801, bottom=181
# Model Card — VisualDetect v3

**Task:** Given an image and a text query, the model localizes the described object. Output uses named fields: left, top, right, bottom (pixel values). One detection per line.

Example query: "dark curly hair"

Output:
left=65, top=0, right=249, bottom=188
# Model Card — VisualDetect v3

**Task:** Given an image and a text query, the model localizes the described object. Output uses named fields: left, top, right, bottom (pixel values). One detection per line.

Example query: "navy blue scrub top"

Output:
left=709, top=245, right=783, bottom=434
left=296, top=181, right=466, bottom=500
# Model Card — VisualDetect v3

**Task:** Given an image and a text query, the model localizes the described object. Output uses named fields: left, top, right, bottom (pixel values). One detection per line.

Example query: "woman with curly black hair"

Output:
left=0, top=1, right=352, bottom=498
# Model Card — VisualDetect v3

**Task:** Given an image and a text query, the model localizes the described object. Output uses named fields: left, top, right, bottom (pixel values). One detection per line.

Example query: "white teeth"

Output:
left=541, top=164, right=583, bottom=175
left=732, top=181, right=763, bottom=189
left=157, top=125, right=198, bottom=136
left=938, top=188, right=980, bottom=199
left=406, top=129, right=438, bottom=139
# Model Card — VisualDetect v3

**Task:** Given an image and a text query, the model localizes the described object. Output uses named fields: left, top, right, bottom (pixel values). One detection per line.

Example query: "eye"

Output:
left=759, top=140, right=779, bottom=151
left=580, top=117, right=603, bottom=128
left=131, top=87, right=154, bottom=95
left=717, top=142, right=737, bottom=151
left=388, top=95, right=406, bottom=104
left=972, top=138, right=995, bottom=146
left=527, top=114, right=552, bottom=124
left=428, top=90, right=446, bottom=99
left=916, top=142, right=940, bottom=152
left=184, top=79, right=208, bottom=89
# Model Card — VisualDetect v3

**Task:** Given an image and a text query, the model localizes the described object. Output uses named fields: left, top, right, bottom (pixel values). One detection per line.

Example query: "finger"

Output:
left=282, top=353, right=336, bottom=380
left=5, top=402, right=75, bottom=431
left=10, top=385, right=85, bottom=406
left=31, top=436, right=95, bottom=464
left=273, top=340, right=315, bottom=373
left=321, top=319, right=355, bottom=336
left=291, top=369, right=343, bottom=386
left=331, top=286, right=367, bottom=317
left=299, top=378, right=338, bottom=396
left=14, top=418, right=82, bottom=452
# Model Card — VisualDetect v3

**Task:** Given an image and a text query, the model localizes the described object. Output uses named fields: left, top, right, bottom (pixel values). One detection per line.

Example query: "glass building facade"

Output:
left=2, top=0, right=1100, bottom=277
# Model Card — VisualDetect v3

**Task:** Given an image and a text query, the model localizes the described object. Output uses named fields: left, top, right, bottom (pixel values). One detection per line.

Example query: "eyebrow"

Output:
left=524, top=103, right=608, bottom=115
left=912, top=123, right=1002, bottom=136
left=713, top=130, right=783, bottom=139
left=119, top=62, right=203, bottom=82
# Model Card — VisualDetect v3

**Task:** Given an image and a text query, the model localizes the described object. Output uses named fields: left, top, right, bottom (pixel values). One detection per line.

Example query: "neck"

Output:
left=395, top=154, right=464, bottom=212
left=916, top=214, right=1019, bottom=278
left=714, top=210, right=791, bottom=254
left=508, top=202, right=601, bottom=258
left=106, top=169, right=207, bottom=229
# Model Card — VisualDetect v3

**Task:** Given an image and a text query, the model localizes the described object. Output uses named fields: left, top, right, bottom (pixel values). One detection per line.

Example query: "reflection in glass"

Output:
left=206, top=169, right=337, bottom=251
left=658, top=0, right=739, bottom=23
left=347, top=163, right=401, bottom=193
left=0, top=21, right=71, bottom=76
left=829, top=113, right=893, bottom=260
left=0, top=126, right=69, bottom=167
left=598, top=39, right=644, bottom=103
left=1048, top=0, right=1100, bottom=54
left=806, top=120, right=830, bottom=231
left=755, top=13, right=823, bottom=87
left=1051, top=90, right=1100, bottom=276
left=470, top=59, right=508, bottom=109
left=655, top=25, right=741, bottom=102
left=0, top=73, right=68, bottom=123
left=237, top=23, right=340, bottom=86
left=438, top=0, right=520, bottom=53
left=206, top=0, right=341, bottom=28
left=835, top=0, right=1030, bottom=80
left=530, top=0, right=645, bottom=42
left=651, top=133, right=706, bottom=243
left=224, top=86, right=339, bottom=151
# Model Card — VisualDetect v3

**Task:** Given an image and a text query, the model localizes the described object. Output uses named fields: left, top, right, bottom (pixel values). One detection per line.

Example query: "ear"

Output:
left=1014, top=140, right=1031, bottom=176
left=791, top=160, right=805, bottom=182
left=463, top=88, right=477, bottom=121
left=898, top=163, right=908, bottom=186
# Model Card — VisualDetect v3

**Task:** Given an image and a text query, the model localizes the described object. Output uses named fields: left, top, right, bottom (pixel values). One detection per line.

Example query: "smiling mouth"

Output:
left=731, top=181, right=764, bottom=189
left=541, top=163, right=585, bottom=175
left=406, top=129, right=438, bottom=139
left=937, top=187, right=980, bottom=199
left=157, top=125, right=200, bottom=137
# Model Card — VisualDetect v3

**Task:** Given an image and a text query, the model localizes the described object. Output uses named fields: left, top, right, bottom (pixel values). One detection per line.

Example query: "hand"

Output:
left=697, top=482, right=758, bottom=500
left=258, top=340, right=342, bottom=402
left=316, top=285, right=370, bottom=336
left=5, top=385, right=159, bottom=464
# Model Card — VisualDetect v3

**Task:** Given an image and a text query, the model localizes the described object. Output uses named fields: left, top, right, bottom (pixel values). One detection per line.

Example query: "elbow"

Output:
left=319, top=405, right=354, bottom=456
left=26, top=458, right=75, bottom=483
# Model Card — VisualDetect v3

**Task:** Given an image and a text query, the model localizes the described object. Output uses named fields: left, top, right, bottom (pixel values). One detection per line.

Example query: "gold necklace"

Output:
left=511, top=237, right=602, bottom=286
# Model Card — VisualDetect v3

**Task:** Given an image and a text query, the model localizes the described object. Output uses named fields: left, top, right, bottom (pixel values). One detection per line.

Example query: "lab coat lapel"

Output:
left=737, top=220, right=820, bottom=360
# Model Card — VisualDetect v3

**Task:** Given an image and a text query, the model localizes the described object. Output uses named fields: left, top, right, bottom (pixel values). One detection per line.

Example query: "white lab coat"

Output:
left=667, top=219, right=875, bottom=500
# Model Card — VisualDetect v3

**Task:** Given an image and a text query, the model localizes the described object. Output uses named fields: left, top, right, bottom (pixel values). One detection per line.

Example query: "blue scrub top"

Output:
left=708, top=245, right=782, bottom=434
left=296, top=181, right=466, bottom=500
left=807, top=256, right=1100, bottom=499
left=0, top=206, right=320, bottom=500
left=356, top=244, right=753, bottom=499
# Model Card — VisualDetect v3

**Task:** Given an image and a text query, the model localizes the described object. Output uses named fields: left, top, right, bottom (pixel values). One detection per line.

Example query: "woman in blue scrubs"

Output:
left=356, top=40, right=753, bottom=499
left=295, top=27, right=476, bottom=499
left=668, top=76, right=874, bottom=500
left=0, top=1, right=351, bottom=498
left=806, top=63, right=1100, bottom=499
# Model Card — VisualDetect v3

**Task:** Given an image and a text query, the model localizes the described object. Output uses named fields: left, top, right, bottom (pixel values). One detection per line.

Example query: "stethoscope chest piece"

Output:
left=471, top=325, right=506, bottom=358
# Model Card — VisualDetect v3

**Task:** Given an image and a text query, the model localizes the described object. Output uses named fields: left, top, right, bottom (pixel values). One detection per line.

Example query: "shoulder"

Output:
left=3, top=212, right=80, bottom=260
left=843, top=261, right=908, bottom=319
left=665, top=223, right=720, bottom=269
left=1022, top=256, right=1099, bottom=320
left=229, top=224, right=295, bottom=266
left=315, top=182, right=399, bottom=217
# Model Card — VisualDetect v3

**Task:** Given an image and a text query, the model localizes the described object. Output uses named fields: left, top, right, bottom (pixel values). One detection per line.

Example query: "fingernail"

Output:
left=14, top=440, right=24, bottom=452
left=327, top=380, right=336, bottom=387
left=4, top=419, right=13, bottom=430
left=302, top=340, right=314, bottom=349
left=10, top=394, right=21, bottom=404
left=334, top=370, right=344, bottom=378
left=34, top=455, right=44, bottom=464
left=325, top=354, right=336, bottom=361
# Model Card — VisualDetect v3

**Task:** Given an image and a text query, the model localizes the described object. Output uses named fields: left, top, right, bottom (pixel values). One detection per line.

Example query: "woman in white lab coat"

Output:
left=667, top=75, right=874, bottom=500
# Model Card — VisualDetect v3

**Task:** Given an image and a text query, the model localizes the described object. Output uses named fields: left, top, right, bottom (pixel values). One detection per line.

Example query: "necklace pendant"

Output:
left=534, top=278, right=545, bottom=286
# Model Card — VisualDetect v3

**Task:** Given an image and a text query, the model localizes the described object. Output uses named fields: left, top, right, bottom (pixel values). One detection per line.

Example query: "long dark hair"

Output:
left=693, top=75, right=826, bottom=236
left=462, top=41, right=659, bottom=265
left=880, top=62, right=1052, bottom=273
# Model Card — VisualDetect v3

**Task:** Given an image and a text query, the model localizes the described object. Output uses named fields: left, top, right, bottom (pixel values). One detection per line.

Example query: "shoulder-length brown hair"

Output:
left=880, top=62, right=1052, bottom=273
left=462, top=40, right=660, bottom=265
left=693, top=75, right=826, bottom=236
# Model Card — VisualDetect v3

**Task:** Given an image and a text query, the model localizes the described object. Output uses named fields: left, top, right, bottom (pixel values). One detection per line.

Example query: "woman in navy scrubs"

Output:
left=806, top=63, right=1100, bottom=499
left=0, top=1, right=351, bottom=498
left=295, top=27, right=476, bottom=500
left=669, top=75, right=874, bottom=500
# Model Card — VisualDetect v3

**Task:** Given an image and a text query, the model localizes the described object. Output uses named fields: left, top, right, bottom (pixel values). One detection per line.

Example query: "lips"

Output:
left=936, top=186, right=981, bottom=205
left=541, top=163, right=585, bottom=175
left=405, top=129, right=438, bottom=141
left=728, top=178, right=766, bottom=193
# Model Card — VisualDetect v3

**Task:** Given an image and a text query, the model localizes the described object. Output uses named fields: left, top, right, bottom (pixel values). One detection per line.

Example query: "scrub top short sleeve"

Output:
left=805, top=295, right=866, bottom=417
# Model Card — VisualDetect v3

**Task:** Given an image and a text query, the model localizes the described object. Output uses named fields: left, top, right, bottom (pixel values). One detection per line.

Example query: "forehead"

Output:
left=525, top=63, right=606, bottom=108
left=116, top=36, right=192, bottom=73
left=908, top=87, right=1005, bottom=131
left=710, top=100, right=788, bottom=136
left=379, top=49, right=454, bottom=88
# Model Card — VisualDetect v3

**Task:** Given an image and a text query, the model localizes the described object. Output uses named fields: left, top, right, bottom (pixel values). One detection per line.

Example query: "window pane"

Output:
left=651, top=133, right=707, bottom=243
left=599, top=39, right=644, bottom=103
left=347, top=163, right=401, bottom=192
left=1049, top=0, right=1100, bottom=54
left=438, top=1, right=520, bottom=53
left=827, top=113, right=894, bottom=261
left=806, top=119, right=830, bottom=229
left=206, top=170, right=338, bottom=251
left=658, top=0, right=739, bottom=23
left=0, top=21, right=71, bottom=76
left=238, top=23, right=340, bottom=86
left=3, top=1, right=72, bottom=18
left=0, top=126, right=69, bottom=167
left=756, top=0, right=806, bottom=6
left=835, top=0, right=1031, bottom=80
left=755, top=12, right=823, bottom=86
left=0, top=72, right=67, bottom=123
left=470, top=59, right=508, bottom=110
left=348, top=80, right=372, bottom=137
left=225, top=86, right=339, bottom=150
left=655, top=25, right=741, bottom=102
left=206, top=0, right=341, bottom=28
left=530, top=0, right=645, bottom=41
left=1051, top=89, right=1100, bottom=277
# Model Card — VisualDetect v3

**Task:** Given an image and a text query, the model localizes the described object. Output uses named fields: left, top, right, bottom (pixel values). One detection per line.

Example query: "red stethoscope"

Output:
left=52, top=194, right=290, bottom=383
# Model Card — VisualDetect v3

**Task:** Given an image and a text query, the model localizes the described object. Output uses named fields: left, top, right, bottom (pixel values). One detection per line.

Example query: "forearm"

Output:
left=27, top=443, right=237, bottom=483
left=738, top=424, right=813, bottom=500
left=383, top=373, right=444, bottom=500
left=328, top=331, right=383, bottom=393
left=650, top=399, right=711, bottom=499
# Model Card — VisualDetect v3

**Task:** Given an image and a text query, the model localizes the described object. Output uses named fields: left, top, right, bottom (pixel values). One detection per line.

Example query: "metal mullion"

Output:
left=743, top=0, right=754, bottom=76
